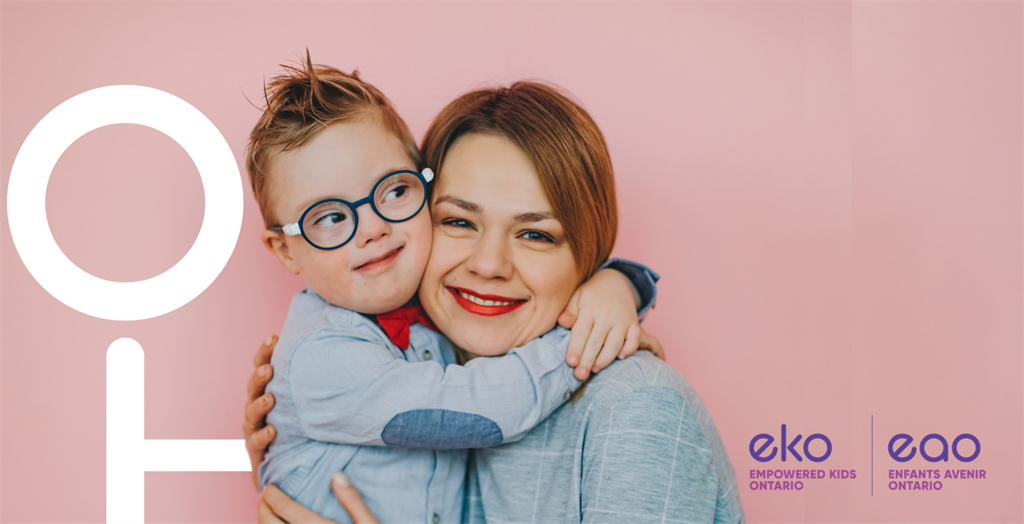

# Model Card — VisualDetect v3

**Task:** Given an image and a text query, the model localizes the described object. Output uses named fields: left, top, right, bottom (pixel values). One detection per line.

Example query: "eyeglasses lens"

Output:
left=374, top=172, right=425, bottom=221
left=302, top=201, right=356, bottom=249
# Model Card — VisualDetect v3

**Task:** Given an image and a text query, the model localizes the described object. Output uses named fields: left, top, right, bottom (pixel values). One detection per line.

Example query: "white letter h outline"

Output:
left=7, top=86, right=250, bottom=523
left=106, top=339, right=250, bottom=523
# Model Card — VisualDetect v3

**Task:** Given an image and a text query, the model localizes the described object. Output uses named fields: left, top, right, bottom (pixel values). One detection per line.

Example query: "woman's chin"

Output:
left=449, top=332, right=516, bottom=357
left=458, top=343, right=512, bottom=357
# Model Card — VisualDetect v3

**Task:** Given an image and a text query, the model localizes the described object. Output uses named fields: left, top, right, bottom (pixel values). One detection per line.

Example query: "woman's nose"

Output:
left=466, top=231, right=513, bottom=280
left=353, top=205, right=391, bottom=247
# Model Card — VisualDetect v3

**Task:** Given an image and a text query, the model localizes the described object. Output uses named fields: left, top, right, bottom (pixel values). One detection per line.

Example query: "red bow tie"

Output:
left=376, top=303, right=437, bottom=350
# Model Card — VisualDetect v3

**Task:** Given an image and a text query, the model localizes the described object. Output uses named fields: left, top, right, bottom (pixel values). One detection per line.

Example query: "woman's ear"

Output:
left=261, top=229, right=301, bottom=275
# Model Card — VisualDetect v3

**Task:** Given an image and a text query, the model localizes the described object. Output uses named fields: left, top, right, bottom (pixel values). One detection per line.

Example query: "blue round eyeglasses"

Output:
left=270, top=168, right=433, bottom=250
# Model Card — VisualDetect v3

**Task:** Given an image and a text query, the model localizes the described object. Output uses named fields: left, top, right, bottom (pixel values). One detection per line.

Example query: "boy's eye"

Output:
left=311, top=211, right=348, bottom=228
left=382, top=184, right=409, bottom=203
left=520, top=230, right=555, bottom=243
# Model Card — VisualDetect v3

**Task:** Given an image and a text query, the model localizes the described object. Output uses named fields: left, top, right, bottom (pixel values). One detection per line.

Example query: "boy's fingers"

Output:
left=577, top=321, right=607, bottom=378
left=620, top=324, right=641, bottom=359
left=558, top=289, right=582, bottom=330
left=247, top=365, right=274, bottom=402
left=565, top=315, right=594, bottom=368
left=592, top=325, right=626, bottom=373
left=263, top=485, right=338, bottom=524
left=255, top=335, right=278, bottom=367
left=332, top=472, right=381, bottom=524
left=639, top=329, right=666, bottom=360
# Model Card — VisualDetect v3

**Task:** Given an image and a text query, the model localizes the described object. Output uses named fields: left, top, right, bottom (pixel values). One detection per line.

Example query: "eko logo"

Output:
left=749, top=424, right=832, bottom=463
left=888, top=433, right=981, bottom=463
left=7, top=86, right=247, bottom=523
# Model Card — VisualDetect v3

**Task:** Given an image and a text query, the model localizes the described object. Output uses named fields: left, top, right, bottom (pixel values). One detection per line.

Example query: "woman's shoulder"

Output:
left=578, top=353, right=746, bottom=523
left=583, top=352, right=725, bottom=447
left=585, top=351, right=694, bottom=401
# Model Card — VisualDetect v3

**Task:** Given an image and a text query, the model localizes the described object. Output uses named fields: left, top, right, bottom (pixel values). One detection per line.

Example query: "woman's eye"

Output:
left=441, top=218, right=476, bottom=230
left=520, top=230, right=555, bottom=243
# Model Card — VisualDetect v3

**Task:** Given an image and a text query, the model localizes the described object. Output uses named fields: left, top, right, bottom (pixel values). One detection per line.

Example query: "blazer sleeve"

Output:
left=598, top=258, right=660, bottom=322
left=287, top=327, right=581, bottom=449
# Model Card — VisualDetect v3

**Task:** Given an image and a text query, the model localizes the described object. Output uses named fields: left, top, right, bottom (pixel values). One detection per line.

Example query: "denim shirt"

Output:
left=259, top=259, right=659, bottom=524
left=465, top=352, right=746, bottom=524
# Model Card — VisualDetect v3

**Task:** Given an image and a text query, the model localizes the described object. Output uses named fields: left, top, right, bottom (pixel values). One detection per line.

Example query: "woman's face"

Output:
left=419, top=133, right=580, bottom=356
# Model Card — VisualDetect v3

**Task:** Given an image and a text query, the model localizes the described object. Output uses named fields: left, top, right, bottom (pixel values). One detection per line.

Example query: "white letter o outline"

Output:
left=7, top=85, right=242, bottom=321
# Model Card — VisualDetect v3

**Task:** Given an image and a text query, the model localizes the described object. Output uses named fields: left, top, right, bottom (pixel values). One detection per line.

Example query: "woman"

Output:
left=246, top=82, right=746, bottom=523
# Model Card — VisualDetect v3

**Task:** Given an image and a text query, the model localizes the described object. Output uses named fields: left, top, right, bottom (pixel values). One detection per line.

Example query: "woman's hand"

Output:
left=244, top=335, right=279, bottom=488
left=258, top=473, right=381, bottom=524
left=558, top=268, right=643, bottom=380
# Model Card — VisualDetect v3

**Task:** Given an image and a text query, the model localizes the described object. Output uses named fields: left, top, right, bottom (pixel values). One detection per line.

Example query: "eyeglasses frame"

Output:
left=270, top=168, right=434, bottom=250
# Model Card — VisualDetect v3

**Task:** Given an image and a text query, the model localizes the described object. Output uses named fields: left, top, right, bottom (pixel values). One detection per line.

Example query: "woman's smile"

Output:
left=447, top=286, right=527, bottom=316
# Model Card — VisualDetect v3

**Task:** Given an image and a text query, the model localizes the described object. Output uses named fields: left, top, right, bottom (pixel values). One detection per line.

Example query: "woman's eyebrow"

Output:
left=435, top=195, right=481, bottom=212
left=514, top=211, right=554, bottom=223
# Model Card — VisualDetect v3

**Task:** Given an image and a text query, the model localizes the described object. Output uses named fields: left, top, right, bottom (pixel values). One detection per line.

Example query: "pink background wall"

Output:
left=2, top=2, right=1020, bottom=522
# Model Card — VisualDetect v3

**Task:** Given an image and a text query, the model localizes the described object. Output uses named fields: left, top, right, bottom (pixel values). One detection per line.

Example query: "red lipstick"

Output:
left=447, top=287, right=526, bottom=317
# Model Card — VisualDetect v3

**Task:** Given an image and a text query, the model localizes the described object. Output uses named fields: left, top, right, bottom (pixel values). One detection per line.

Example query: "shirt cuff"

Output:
left=598, top=258, right=660, bottom=322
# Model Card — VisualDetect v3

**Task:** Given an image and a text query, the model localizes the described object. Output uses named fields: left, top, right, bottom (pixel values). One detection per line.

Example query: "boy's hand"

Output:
left=244, top=335, right=279, bottom=489
left=559, top=268, right=643, bottom=380
left=637, top=327, right=666, bottom=361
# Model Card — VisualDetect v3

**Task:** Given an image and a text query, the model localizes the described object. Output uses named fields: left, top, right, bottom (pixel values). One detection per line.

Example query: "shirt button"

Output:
left=563, top=389, right=572, bottom=401
left=423, top=349, right=433, bottom=361
left=432, top=512, right=441, bottom=524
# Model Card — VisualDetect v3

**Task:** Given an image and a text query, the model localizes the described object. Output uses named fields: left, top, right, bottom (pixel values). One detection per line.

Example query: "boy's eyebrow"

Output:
left=294, top=195, right=341, bottom=217
left=434, top=195, right=482, bottom=213
left=291, top=166, right=416, bottom=216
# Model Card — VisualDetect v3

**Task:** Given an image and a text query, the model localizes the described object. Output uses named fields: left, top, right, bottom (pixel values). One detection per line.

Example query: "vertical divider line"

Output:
left=871, top=414, right=874, bottom=496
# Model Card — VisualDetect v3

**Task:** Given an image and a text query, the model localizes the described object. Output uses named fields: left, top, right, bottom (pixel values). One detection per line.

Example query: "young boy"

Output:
left=246, top=57, right=658, bottom=523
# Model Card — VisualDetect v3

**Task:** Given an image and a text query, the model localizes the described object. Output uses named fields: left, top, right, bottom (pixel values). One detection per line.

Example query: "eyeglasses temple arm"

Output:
left=269, top=223, right=301, bottom=236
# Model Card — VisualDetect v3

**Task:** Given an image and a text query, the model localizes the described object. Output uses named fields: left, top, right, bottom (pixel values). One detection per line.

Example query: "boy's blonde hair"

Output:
left=246, top=53, right=421, bottom=227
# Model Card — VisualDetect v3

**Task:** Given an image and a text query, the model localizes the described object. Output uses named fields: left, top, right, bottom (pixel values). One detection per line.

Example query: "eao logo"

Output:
left=888, top=433, right=980, bottom=463
left=749, top=424, right=832, bottom=463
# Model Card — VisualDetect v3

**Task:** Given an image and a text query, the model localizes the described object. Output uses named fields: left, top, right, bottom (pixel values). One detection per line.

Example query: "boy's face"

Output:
left=261, top=119, right=432, bottom=315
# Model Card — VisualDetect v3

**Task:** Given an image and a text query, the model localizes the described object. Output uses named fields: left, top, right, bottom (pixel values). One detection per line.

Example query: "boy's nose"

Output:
left=353, top=204, right=391, bottom=247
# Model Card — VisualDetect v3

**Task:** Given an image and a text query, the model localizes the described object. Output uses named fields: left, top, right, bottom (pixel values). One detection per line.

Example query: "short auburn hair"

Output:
left=245, top=53, right=421, bottom=226
left=421, top=82, right=617, bottom=282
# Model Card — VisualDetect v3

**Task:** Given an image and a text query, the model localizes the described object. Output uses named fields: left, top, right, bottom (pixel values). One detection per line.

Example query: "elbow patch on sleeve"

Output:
left=382, top=409, right=503, bottom=449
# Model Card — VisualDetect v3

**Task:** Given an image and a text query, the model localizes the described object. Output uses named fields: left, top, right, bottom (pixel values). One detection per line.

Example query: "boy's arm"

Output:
left=561, top=258, right=661, bottom=378
left=287, top=328, right=579, bottom=449
left=598, top=258, right=659, bottom=321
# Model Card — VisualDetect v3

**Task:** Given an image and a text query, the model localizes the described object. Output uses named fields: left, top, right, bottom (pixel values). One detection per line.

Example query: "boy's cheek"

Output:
left=299, top=250, right=355, bottom=291
left=411, top=213, right=434, bottom=249
left=404, top=215, right=435, bottom=271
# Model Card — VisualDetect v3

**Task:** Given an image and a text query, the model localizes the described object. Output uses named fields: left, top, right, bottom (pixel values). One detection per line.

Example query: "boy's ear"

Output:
left=261, top=229, right=301, bottom=275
